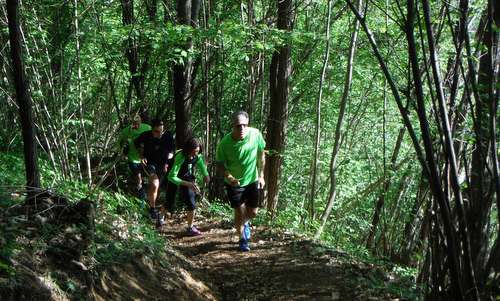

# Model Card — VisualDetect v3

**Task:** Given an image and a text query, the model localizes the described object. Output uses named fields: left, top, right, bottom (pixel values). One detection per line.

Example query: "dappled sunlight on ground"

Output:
left=159, top=216, right=397, bottom=301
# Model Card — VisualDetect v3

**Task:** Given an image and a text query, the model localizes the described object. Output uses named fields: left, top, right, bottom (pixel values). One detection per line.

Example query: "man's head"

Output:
left=151, top=119, right=164, bottom=138
left=231, top=111, right=249, bottom=141
left=131, top=114, right=142, bottom=130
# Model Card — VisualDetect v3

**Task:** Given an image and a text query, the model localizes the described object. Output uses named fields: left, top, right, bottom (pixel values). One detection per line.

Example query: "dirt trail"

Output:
left=160, top=216, right=394, bottom=301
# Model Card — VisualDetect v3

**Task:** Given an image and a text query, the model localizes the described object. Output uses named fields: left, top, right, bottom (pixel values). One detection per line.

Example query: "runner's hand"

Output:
left=141, top=158, right=147, bottom=165
left=188, top=182, right=201, bottom=194
left=229, top=178, right=240, bottom=187
left=226, top=174, right=240, bottom=187
left=258, top=176, right=265, bottom=189
left=164, top=164, right=169, bottom=172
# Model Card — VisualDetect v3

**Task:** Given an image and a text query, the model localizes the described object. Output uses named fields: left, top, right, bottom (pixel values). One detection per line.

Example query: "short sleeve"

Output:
left=216, top=141, right=225, bottom=163
left=118, top=127, right=128, bottom=148
left=197, top=155, right=209, bottom=177
left=256, top=130, right=265, bottom=151
left=168, top=152, right=184, bottom=185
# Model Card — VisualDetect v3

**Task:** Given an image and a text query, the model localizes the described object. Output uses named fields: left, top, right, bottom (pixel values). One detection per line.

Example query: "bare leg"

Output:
left=132, top=172, right=142, bottom=196
left=234, top=205, right=245, bottom=238
left=148, top=175, right=160, bottom=208
left=137, top=173, right=142, bottom=189
left=245, top=206, right=258, bottom=221
left=187, top=210, right=195, bottom=228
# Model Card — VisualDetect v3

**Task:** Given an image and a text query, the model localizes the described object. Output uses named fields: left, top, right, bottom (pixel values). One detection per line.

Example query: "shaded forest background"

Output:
left=0, top=0, right=498, bottom=300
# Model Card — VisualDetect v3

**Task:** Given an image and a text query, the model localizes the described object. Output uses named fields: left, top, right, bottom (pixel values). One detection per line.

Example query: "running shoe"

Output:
left=243, top=222, right=251, bottom=240
left=187, top=226, right=202, bottom=236
left=149, top=207, right=158, bottom=220
left=239, top=238, right=250, bottom=252
left=156, top=214, right=166, bottom=228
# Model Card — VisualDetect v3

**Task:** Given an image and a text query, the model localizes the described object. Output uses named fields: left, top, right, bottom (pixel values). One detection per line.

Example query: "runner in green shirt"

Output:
left=166, top=138, right=210, bottom=235
left=216, top=111, right=265, bottom=252
left=118, top=114, right=151, bottom=200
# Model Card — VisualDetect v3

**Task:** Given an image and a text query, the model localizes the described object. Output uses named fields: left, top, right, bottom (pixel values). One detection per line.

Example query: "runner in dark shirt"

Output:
left=135, top=119, right=175, bottom=223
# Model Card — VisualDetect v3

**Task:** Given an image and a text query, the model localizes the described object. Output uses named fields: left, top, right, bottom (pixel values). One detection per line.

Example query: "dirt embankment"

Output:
left=1, top=196, right=411, bottom=300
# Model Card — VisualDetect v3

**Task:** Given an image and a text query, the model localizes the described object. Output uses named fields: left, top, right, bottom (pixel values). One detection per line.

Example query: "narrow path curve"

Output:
left=160, top=215, right=382, bottom=301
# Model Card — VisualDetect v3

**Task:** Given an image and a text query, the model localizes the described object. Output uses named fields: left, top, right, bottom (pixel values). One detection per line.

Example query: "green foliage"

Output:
left=205, top=200, right=233, bottom=221
left=0, top=152, right=168, bottom=274
left=88, top=188, right=167, bottom=266
left=0, top=153, right=27, bottom=186
left=1, top=0, right=492, bottom=298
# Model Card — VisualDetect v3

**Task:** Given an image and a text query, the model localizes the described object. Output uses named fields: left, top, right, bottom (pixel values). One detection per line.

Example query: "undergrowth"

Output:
left=1, top=151, right=420, bottom=299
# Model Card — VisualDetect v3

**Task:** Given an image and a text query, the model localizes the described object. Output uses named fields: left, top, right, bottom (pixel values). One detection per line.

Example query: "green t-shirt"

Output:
left=168, top=152, right=209, bottom=186
left=118, top=123, right=151, bottom=163
left=216, top=127, right=265, bottom=186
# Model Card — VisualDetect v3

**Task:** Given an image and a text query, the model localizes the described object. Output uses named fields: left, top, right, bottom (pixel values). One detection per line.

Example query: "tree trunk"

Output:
left=315, top=0, right=361, bottom=239
left=6, top=0, right=40, bottom=191
left=468, top=0, right=499, bottom=285
left=421, top=0, right=478, bottom=297
left=406, top=0, right=466, bottom=298
left=265, top=0, right=293, bottom=216
left=121, top=0, right=144, bottom=106
left=308, top=0, right=333, bottom=221
left=345, top=0, right=428, bottom=177
left=74, top=0, right=92, bottom=185
left=365, top=128, right=405, bottom=249
left=173, top=0, right=201, bottom=147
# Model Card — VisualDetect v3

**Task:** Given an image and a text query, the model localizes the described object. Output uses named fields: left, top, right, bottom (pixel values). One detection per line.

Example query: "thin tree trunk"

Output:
left=74, top=0, right=92, bottom=185
left=121, top=0, right=144, bottom=105
left=406, top=0, right=465, bottom=298
left=202, top=0, right=210, bottom=156
left=245, top=0, right=258, bottom=117
left=20, top=19, right=59, bottom=178
left=421, top=0, right=478, bottom=297
left=6, top=0, right=40, bottom=192
left=315, top=0, right=361, bottom=239
left=468, top=0, right=499, bottom=286
left=400, top=173, right=428, bottom=263
left=487, top=0, right=499, bottom=230
left=308, top=0, right=333, bottom=220
left=345, top=0, right=428, bottom=177
left=365, top=128, right=405, bottom=249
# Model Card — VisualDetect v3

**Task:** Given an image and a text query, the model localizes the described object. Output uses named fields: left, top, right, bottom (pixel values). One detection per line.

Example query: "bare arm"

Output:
left=217, top=162, right=239, bottom=186
left=257, top=150, right=266, bottom=188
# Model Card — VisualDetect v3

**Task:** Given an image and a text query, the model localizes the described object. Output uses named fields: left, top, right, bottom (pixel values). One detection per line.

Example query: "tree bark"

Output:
left=421, top=0, right=478, bottom=296
left=406, top=0, right=465, bottom=298
left=121, top=0, right=144, bottom=106
left=265, top=0, right=293, bottom=216
left=468, top=0, right=499, bottom=286
left=6, top=0, right=40, bottom=191
left=173, top=0, right=201, bottom=147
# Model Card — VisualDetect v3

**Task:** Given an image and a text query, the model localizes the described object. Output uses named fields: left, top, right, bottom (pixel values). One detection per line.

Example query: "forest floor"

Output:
left=1, top=194, right=415, bottom=301
left=148, top=213, right=411, bottom=301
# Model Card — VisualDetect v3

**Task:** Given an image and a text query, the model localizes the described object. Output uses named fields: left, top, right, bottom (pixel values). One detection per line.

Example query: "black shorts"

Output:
left=145, top=163, right=165, bottom=181
left=128, top=162, right=143, bottom=176
left=165, top=182, right=196, bottom=211
left=225, top=181, right=259, bottom=208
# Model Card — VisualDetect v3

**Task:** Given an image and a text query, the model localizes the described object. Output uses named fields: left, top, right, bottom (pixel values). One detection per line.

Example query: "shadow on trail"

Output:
left=160, top=218, right=374, bottom=301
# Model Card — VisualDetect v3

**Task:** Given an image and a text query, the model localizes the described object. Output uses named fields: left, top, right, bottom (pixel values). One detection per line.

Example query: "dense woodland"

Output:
left=0, top=0, right=499, bottom=300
